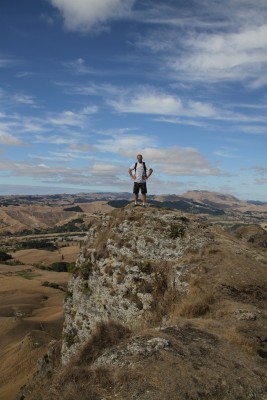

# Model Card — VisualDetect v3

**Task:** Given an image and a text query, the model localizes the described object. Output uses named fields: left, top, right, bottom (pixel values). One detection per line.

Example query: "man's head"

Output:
left=137, top=154, right=143, bottom=162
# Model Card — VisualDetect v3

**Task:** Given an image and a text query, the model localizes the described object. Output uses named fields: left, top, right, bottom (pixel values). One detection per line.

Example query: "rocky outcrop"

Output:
left=20, top=204, right=267, bottom=400
left=61, top=205, right=213, bottom=364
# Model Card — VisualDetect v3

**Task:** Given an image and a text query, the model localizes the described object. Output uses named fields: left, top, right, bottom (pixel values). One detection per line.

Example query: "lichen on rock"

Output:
left=61, top=205, right=212, bottom=364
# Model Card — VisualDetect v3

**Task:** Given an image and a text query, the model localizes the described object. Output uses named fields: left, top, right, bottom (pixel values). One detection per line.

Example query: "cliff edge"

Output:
left=20, top=205, right=267, bottom=400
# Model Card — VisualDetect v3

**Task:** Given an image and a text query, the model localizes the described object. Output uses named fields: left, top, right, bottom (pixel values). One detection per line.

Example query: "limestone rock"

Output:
left=61, top=206, right=212, bottom=364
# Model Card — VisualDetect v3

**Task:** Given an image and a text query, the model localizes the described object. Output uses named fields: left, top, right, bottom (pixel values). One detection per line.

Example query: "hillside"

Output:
left=181, top=190, right=242, bottom=208
left=0, top=265, right=69, bottom=400
left=181, top=190, right=267, bottom=213
left=1, top=192, right=267, bottom=236
left=20, top=204, right=267, bottom=400
left=0, top=201, right=113, bottom=235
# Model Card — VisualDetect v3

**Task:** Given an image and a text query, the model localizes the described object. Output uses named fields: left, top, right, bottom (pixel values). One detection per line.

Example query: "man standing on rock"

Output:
left=128, top=154, right=153, bottom=207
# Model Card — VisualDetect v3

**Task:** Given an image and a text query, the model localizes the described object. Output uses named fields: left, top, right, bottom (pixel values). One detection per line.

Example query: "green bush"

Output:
left=73, top=262, right=93, bottom=279
left=49, top=262, right=68, bottom=272
left=63, top=206, right=83, bottom=212
left=63, top=332, right=76, bottom=348
left=169, top=224, right=185, bottom=238
left=18, top=240, right=57, bottom=251
left=67, top=262, right=76, bottom=273
left=137, top=260, right=152, bottom=273
left=0, top=251, right=12, bottom=261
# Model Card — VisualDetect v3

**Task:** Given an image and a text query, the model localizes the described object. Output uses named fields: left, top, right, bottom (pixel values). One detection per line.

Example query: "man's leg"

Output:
left=133, top=183, right=139, bottom=205
left=141, top=193, right=146, bottom=204
left=141, top=183, right=147, bottom=206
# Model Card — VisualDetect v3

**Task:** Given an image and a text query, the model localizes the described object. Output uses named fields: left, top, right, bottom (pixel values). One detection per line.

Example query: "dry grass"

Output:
left=11, top=245, right=80, bottom=266
left=0, top=264, right=68, bottom=400
left=73, top=320, right=131, bottom=366
left=170, top=272, right=216, bottom=320
left=178, top=291, right=215, bottom=318
left=32, top=321, right=132, bottom=400
left=27, top=320, right=267, bottom=400
left=223, top=327, right=258, bottom=354
left=44, top=363, right=151, bottom=400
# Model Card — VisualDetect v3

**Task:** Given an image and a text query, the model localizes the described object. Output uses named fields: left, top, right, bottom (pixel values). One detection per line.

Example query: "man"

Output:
left=128, top=154, right=153, bottom=206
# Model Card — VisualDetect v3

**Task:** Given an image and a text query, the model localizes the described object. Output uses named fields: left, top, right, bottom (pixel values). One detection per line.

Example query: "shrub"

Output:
left=63, top=332, right=76, bottom=348
left=41, top=281, right=65, bottom=291
left=67, top=262, right=76, bottom=273
left=0, top=251, right=12, bottom=261
left=63, top=206, right=83, bottom=212
left=137, top=260, right=152, bottom=273
left=17, top=240, right=57, bottom=251
left=49, top=261, right=68, bottom=272
left=64, top=290, right=73, bottom=299
left=73, top=262, right=93, bottom=279
left=81, top=282, right=92, bottom=295
left=169, top=224, right=185, bottom=238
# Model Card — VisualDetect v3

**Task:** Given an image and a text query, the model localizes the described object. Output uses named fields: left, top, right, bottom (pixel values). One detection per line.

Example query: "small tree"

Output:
left=0, top=251, right=12, bottom=262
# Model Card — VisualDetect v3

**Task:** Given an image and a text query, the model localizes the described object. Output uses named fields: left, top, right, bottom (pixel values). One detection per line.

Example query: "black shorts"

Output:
left=133, top=182, right=147, bottom=195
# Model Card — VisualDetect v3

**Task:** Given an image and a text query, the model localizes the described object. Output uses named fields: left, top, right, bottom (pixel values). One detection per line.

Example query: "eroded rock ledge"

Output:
left=62, top=205, right=213, bottom=364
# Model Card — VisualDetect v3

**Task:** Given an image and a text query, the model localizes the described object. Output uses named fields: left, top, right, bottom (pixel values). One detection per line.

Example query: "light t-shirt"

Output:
left=130, top=162, right=151, bottom=183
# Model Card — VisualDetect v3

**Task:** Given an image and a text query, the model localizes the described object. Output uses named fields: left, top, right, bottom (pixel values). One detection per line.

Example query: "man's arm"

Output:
left=128, top=168, right=136, bottom=180
left=146, top=168, right=153, bottom=179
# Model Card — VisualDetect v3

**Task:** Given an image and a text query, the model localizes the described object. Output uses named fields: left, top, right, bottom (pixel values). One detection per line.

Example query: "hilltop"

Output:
left=19, top=204, right=267, bottom=400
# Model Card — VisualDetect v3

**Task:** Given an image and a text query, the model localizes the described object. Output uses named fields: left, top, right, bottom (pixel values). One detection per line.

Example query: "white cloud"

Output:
left=0, top=104, right=99, bottom=151
left=49, top=0, right=135, bottom=32
left=109, top=89, right=182, bottom=115
left=91, top=163, right=121, bottom=175
left=0, top=56, right=17, bottom=68
left=96, top=132, right=155, bottom=153
left=0, top=131, right=23, bottom=146
left=0, top=160, right=85, bottom=180
left=236, top=125, right=267, bottom=135
left=29, top=149, right=93, bottom=163
left=127, top=147, right=223, bottom=177
left=12, top=93, right=37, bottom=105
left=107, top=86, right=223, bottom=118
left=130, top=2, right=267, bottom=88
left=16, top=71, right=35, bottom=78
left=62, top=58, right=94, bottom=75
left=48, top=105, right=97, bottom=127
left=68, top=144, right=94, bottom=152
left=48, top=111, right=85, bottom=127
left=154, top=117, right=209, bottom=128
left=172, top=24, right=267, bottom=84
left=33, top=134, right=78, bottom=145
left=213, top=147, right=239, bottom=158
left=252, top=165, right=267, bottom=174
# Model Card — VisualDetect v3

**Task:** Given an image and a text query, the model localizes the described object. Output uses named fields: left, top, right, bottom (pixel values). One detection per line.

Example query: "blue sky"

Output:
left=0, top=0, right=267, bottom=199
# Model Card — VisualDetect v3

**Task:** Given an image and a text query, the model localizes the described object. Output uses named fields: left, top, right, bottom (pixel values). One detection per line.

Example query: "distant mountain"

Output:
left=247, top=200, right=267, bottom=206
left=1, top=192, right=267, bottom=235
left=108, top=199, right=225, bottom=216
left=180, top=190, right=242, bottom=209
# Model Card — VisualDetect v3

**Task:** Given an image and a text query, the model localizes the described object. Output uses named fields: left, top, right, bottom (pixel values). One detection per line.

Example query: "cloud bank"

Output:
left=49, top=0, right=135, bottom=31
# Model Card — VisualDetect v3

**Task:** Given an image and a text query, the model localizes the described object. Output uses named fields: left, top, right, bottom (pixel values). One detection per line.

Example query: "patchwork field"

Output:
left=11, top=245, right=80, bottom=266
left=0, top=264, right=69, bottom=399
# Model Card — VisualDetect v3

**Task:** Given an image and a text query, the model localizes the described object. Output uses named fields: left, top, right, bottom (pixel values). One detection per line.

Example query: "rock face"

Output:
left=21, top=204, right=267, bottom=400
left=62, top=205, right=212, bottom=364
